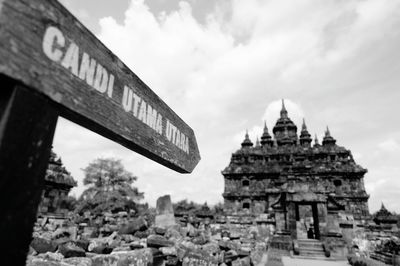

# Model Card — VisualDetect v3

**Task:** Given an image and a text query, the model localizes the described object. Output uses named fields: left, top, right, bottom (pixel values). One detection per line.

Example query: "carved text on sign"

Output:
left=42, top=26, right=189, bottom=154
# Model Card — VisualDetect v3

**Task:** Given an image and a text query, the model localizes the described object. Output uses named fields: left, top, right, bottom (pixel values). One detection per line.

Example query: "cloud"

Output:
left=234, top=99, right=305, bottom=144
left=54, top=0, right=400, bottom=211
left=58, top=0, right=90, bottom=22
left=262, top=99, right=305, bottom=128
left=365, top=165, right=400, bottom=212
left=378, top=139, right=400, bottom=152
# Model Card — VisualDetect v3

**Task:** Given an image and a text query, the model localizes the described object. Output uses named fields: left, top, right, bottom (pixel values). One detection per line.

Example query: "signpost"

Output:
left=0, top=0, right=200, bottom=263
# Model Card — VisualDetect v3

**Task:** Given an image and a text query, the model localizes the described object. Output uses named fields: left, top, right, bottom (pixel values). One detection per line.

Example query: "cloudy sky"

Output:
left=55, top=0, right=400, bottom=213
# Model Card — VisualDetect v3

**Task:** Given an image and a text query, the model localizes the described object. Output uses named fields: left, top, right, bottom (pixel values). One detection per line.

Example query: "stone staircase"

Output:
left=296, top=239, right=327, bottom=259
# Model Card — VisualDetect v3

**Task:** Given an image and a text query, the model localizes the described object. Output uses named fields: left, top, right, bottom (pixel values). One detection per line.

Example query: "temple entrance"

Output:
left=295, top=203, right=320, bottom=239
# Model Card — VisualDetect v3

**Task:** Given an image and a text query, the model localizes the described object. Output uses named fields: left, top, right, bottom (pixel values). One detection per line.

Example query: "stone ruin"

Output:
left=38, top=150, right=77, bottom=217
left=221, top=100, right=400, bottom=263
left=27, top=194, right=269, bottom=266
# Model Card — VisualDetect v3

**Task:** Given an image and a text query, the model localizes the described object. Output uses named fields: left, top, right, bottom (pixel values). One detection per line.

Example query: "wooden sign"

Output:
left=0, top=0, right=200, bottom=173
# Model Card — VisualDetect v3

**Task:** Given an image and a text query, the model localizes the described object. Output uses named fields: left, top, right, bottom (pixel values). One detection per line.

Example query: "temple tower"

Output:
left=222, top=100, right=370, bottom=241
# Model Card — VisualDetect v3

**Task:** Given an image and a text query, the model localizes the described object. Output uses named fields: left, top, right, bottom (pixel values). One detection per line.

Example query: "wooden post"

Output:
left=0, top=78, right=58, bottom=264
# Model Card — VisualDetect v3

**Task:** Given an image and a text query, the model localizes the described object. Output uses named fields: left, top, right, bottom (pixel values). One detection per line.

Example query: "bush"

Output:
left=347, top=255, right=388, bottom=266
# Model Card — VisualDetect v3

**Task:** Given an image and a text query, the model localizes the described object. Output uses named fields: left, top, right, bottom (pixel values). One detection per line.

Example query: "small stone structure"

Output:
left=155, top=195, right=176, bottom=228
left=38, top=150, right=77, bottom=216
left=373, top=203, right=398, bottom=227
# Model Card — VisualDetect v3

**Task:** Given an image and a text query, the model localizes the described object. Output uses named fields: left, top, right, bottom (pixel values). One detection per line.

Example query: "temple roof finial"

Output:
left=255, top=136, right=260, bottom=147
left=261, top=121, right=273, bottom=146
left=241, top=129, right=253, bottom=147
left=314, top=134, right=319, bottom=145
left=280, top=99, right=288, bottom=118
left=299, top=118, right=311, bottom=145
left=325, top=126, right=331, bottom=137
left=322, top=126, right=336, bottom=146
left=302, top=118, right=308, bottom=131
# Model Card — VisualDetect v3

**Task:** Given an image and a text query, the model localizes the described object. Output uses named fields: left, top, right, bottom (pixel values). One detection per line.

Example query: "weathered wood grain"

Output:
left=0, top=0, right=200, bottom=173
left=0, top=82, right=59, bottom=264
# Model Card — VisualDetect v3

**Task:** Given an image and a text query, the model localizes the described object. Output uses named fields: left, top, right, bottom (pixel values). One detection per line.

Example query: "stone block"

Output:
left=156, top=195, right=174, bottom=215
left=155, top=214, right=176, bottom=229
left=30, top=237, right=57, bottom=254
left=62, top=257, right=92, bottom=266
left=166, top=227, right=183, bottom=241
left=160, top=246, right=177, bottom=256
left=92, top=248, right=153, bottom=266
left=155, top=195, right=176, bottom=228
left=134, top=230, right=151, bottom=239
left=36, top=252, right=64, bottom=262
left=147, top=234, right=174, bottom=248
left=223, top=250, right=238, bottom=263
left=182, top=250, right=218, bottom=266
left=232, top=257, right=251, bottom=266
left=26, top=258, right=63, bottom=266
left=165, top=256, right=179, bottom=266
left=58, top=242, right=86, bottom=258
left=202, top=242, right=220, bottom=254
left=154, top=227, right=167, bottom=235
left=118, top=217, right=148, bottom=235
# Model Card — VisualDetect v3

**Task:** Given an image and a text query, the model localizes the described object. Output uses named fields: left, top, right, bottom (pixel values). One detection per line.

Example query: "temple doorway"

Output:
left=295, top=203, right=320, bottom=239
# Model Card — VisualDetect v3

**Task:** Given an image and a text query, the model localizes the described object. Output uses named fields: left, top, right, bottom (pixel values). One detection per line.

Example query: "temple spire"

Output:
left=314, top=134, right=319, bottom=146
left=300, top=118, right=311, bottom=146
left=280, top=99, right=288, bottom=118
left=302, top=118, right=307, bottom=131
left=325, top=126, right=331, bottom=137
left=322, top=125, right=336, bottom=146
left=262, top=121, right=270, bottom=136
left=255, top=136, right=260, bottom=147
left=241, top=130, right=253, bottom=148
left=261, top=121, right=274, bottom=147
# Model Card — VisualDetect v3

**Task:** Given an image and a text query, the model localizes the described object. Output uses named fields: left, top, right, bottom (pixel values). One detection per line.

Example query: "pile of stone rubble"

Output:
left=27, top=196, right=269, bottom=266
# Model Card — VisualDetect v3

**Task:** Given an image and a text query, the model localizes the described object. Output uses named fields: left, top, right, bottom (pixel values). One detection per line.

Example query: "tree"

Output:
left=59, top=195, right=78, bottom=212
left=173, top=199, right=202, bottom=214
left=211, top=202, right=225, bottom=215
left=76, top=158, right=144, bottom=215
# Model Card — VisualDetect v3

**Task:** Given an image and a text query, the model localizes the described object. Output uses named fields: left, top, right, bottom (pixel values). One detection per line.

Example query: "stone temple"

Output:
left=222, top=100, right=369, bottom=240
left=38, top=150, right=77, bottom=216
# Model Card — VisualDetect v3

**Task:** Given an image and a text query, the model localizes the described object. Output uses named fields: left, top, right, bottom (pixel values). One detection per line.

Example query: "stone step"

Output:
left=370, top=252, right=392, bottom=265
left=298, top=246, right=324, bottom=251
left=293, top=255, right=332, bottom=261
left=299, top=249, right=325, bottom=256
left=296, top=239, right=326, bottom=258
left=298, top=242, right=322, bottom=247
left=297, top=239, right=322, bottom=243
left=299, top=245, right=323, bottom=250
left=297, top=240, right=322, bottom=248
